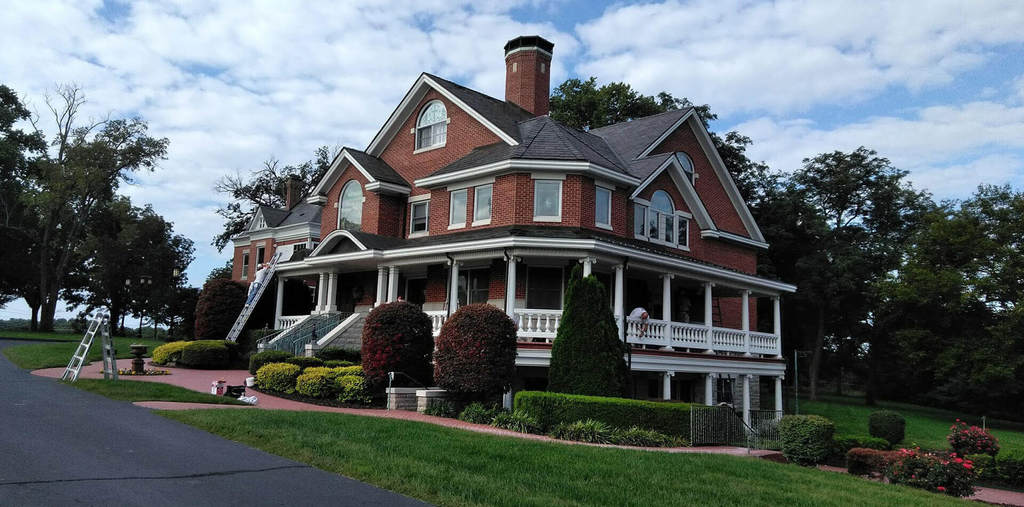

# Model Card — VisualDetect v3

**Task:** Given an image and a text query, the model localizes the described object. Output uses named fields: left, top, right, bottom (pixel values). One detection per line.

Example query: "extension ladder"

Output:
left=61, top=312, right=118, bottom=382
left=226, top=250, right=283, bottom=342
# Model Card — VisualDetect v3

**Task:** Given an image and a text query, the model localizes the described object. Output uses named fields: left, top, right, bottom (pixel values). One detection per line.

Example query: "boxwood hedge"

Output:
left=514, top=391, right=692, bottom=436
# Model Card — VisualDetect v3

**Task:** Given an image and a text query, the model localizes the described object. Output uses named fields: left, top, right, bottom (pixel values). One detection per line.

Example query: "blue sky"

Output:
left=2, top=0, right=1023, bottom=320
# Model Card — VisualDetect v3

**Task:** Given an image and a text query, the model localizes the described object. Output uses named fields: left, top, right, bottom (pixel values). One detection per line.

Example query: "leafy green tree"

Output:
left=213, top=146, right=333, bottom=250
left=206, top=260, right=234, bottom=282
left=548, top=270, right=628, bottom=396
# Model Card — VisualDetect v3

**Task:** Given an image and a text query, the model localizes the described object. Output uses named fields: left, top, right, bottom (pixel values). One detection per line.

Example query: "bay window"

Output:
left=633, top=190, right=691, bottom=249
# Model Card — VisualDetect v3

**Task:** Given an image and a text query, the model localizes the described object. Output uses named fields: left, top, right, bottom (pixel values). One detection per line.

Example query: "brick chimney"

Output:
left=284, top=175, right=302, bottom=210
left=504, top=35, right=554, bottom=116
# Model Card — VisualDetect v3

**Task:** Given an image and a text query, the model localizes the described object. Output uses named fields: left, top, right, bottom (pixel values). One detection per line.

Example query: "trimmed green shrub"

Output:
left=324, top=360, right=355, bottom=368
left=194, top=278, right=247, bottom=339
left=423, top=399, right=457, bottom=418
left=550, top=419, right=614, bottom=443
left=361, top=301, right=433, bottom=388
left=256, top=362, right=302, bottom=393
left=458, top=402, right=505, bottom=425
left=302, top=366, right=337, bottom=377
left=295, top=370, right=336, bottom=399
left=316, top=347, right=360, bottom=363
left=285, top=356, right=324, bottom=369
left=334, top=365, right=363, bottom=377
left=335, top=375, right=372, bottom=405
left=514, top=391, right=691, bottom=436
left=548, top=272, right=628, bottom=396
left=868, top=410, right=905, bottom=445
left=611, top=426, right=686, bottom=448
left=968, top=451, right=1024, bottom=489
left=152, top=341, right=188, bottom=365
left=491, top=410, right=541, bottom=434
left=847, top=448, right=899, bottom=476
left=177, top=340, right=231, bottom=369
left=779, top=415, right=835, bottom=466
left=833, top=434, right=890, bottom=456
left=434, top=304, right=517, bottom=399
left=249, top=350, right=293, bottom=374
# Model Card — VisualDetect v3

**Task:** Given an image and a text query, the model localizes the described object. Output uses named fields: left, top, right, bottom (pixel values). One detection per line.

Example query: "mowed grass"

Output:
left=160, top=409, right=963, bottom=507
left=65, top=378, right=245, bottom=405
left=801, top=395, right=1024, bottom=453
left=0, top=330, right=112, bottom=341
left=1, top=336, right=165, bottom=369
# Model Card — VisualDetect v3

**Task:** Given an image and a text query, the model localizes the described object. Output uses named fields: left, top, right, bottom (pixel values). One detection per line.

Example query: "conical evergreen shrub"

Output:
left=548, top=268, right=628, bottom=396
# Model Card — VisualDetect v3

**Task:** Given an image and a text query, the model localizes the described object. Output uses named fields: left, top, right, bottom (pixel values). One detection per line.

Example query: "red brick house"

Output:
left=234, top=36, right=795, bottom=417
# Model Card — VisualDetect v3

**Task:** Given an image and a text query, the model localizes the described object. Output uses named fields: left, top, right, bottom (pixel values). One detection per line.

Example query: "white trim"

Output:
left=504, top=46, right=553, bottom=59
left=449, top=188, right=468, bottom=227
left=631, top=155, right=715, bottom=231
left=409, top=200, right=429, bottom=236
left=701, top=230, right=769, bottom=249
left=308, top=229, right=368, bottom=256
left=365, top=181, right=411, bottom=195
left=415, top=159, right=639, bottom=188
left=532, top=179, right=562, bottom=223
left=447, top=223, right=467, bottom=230
left=595, top=185, right=612, bottom=229
left=446, top=176, right=495, bottom=192
left=305, top=195, right=327, bottom=205
left=530, top=172, right=567, bottom=181
left=311, top=148, right=411, bottom=197
left=637, top=110, right=694, bottom=159
left=412, top=142, right=446, bottom=154
left=471, top=219, right=492, bottom=227
left=408, top=193, right=431, bottom=203
left=366, top=74, right=519, bottom=156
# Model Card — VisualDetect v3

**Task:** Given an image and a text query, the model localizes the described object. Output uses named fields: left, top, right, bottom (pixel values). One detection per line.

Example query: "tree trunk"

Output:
left=39, top=289, right=58, bottom=332
left=808, top=303, right=826, bottom=401
left=29, top=304, right=39, bottom=331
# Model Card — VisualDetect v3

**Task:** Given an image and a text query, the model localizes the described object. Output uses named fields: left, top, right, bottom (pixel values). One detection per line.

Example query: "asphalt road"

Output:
left=0, top=340, right=427, bottom=506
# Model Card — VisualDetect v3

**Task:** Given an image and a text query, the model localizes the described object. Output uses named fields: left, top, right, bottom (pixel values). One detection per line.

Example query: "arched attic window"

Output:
left=634, top=189, right=690, bottom=249
left=415, top=101, right=447, bottom=150
left=675, top=152, right=695, bottom=181
left=337, top=180, right=363, bottom=231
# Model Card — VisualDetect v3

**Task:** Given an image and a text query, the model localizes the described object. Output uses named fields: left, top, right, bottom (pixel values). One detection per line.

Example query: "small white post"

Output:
left=703, top=281, right=714, bottom=353
left=662, top=371, right=674, bottom=400
left=773, top=296, right=782, bottom=358
left=274, top=276, right=284, bottom=328
left=375, top=266, right=387, bottom=307
left=325, top=273, right=338, bottom=312
left=742, top=375, right=752, bottom=427
left=775, top=376, right=784, bottom=413
left=580, top=257, right=594, bottom=277
left=742, top=290, right=751, bottom=356
left=505, top=256, right=517, bottom=319
left=704, top=373, right=715, bottom=406
left=387, top=266, right=399, bottom=302
left=448, top=260, right=460, bottom=315
left=613, top=264, right=624, bottom=340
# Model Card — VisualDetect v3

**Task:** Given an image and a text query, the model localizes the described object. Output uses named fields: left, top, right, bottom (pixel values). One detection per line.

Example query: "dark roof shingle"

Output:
left=589, top=108, right=692, bottom=161
left=345, top=148, right=407, bottom=186
left=425, top=73, right=534, bottom=142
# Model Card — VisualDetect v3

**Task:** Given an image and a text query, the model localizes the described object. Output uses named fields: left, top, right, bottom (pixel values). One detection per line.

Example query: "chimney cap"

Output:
left=504, top=35, right=554, bottom=56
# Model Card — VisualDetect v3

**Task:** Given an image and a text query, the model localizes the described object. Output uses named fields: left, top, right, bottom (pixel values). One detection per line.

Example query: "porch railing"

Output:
left=514, top=309, right=562, bottom=343
left=625, top=316, right=780, bottom=356
left=267, top=312, right=347, bottom=356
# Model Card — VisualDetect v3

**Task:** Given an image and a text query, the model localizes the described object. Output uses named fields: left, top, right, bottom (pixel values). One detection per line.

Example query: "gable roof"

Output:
left=589, top=108, right=693, bottom=161
left=240, top=202, right=321, bottom=238
left=425, top=116, right=630, bottom=178
left=344, top=149, right=406, bottom=186
left=311, top=147, right=409, bottom=198
left=255, top=206, right=288, bottom=228
left=425, top=74, right=534, bottom=142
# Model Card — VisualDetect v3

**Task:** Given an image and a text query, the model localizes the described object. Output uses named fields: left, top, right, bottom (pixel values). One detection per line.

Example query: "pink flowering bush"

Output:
left=886, top=447, right=976, bottom=497
left=948, top=419, right=1000, bottom=457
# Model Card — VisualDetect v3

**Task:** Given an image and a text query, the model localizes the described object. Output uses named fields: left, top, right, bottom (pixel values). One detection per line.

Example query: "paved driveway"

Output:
left=0, top=340, right=427, bottom=506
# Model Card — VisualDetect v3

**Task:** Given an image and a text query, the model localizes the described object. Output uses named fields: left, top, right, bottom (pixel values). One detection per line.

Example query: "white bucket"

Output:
left=245, top=377, right=255, bottom=387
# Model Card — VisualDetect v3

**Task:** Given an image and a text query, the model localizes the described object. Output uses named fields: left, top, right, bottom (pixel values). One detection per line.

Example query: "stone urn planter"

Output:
left=129, top=344, right=148, bottom=373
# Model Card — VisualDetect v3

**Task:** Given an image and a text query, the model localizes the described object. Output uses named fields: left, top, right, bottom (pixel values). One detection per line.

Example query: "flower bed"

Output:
left=887, top=448, right=976, bottom=497
left=948, top=419, right=999, bottom=457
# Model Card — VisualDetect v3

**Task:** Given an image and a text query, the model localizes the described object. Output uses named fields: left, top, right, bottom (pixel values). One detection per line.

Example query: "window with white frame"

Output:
left=533, top=180, right=562, bottom=221
left=633, top=190, right=691, bottom=249
left=675, top=152, right=695, bottom=182
left=338, top=180, right=363, bottom=230
left=410, top=201, right=429, bottom=235
left=595, top=186, right=612, bottom=229
left=241, top=251, right=249, bottom=280
left=449, top=189, right=467, bottom=227
left=456, top=269, right=490, bottom=306
left=474, top=184, right=492, bottom=224
left=415, top=101, right=447, bottom=150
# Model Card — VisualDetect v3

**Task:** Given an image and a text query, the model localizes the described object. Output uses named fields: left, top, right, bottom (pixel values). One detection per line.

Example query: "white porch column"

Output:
left=448, top=260, right=460, bottom=315
left=704, top=373, right=715, bottom=406
left=742, top=290, right=751, bottom=356
left=505, top=256, right=518, bottom=319
left=375, top=266, right=387, bottom=307
left=774, top=376, right=784, bottom=412
left=580, top=257, right=595, bottom=277
left=387, top=266, right=399, bottom=302
left=661, top=274, right=673, bottom=348
left=613, top=264, right=624, bottom=340
left=703, top=282, right=714, bottom=353
left=662, top=371, right=674, bottom=400
left=742, top=375, right=752, bottom=426
left=773, top=296, right=783, bottom=358
left=274, top=276, right=285, bottom=328
left=325, top=273, right=338, bottom=312
left=316, top=272, right=328, bottom=313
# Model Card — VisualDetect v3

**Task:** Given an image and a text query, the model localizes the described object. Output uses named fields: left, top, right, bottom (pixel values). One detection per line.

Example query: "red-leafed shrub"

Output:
left=434, top=304, right=517, bottom=400
left=887, top=448, right=976, bottom=497
left=360, top=301, right=433, bottom=388
left=847, top=448, right=899, bottom=476
left=948, top=419, right=1000, bottom=457
left=194, top=278, right=247, bottom=339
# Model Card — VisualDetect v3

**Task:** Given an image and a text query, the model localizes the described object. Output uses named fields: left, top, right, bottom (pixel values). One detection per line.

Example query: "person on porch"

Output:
left=629, top=306, right=649, bottom=338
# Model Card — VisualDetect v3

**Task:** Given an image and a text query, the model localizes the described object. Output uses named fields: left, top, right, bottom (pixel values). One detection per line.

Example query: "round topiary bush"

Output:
left=779, top=414, right=836, bottom=466
left=194, top=278, right=247, bottom=339
left=249, top=350, right=293, bottom=374
left=152, top=341, right=188, bottom=365
left=256, top=362, right=302, bottom=393
left=177, top=340, right=231, bottom=369
left=548, top=271, right=628, bottom=396
left=434, top=304, right=517, bottom=400
left=869, top=410, right=906, bottom=446
left=360, top=301, right=433, bottom=388
left=335, top=375, right=372, bottom=405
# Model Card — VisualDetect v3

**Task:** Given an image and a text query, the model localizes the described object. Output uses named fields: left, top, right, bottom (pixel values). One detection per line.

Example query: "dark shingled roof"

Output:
left=278, top=202, right=322, bottom=227
left=258, top=206, right=289, bottom=227
left=589, top=108, right=692, bottom=161
left=425, top=73, right=534, bottom=142
left=346, top=230, right=407, bottom=250
left=627, top=153, right=674, bottom=180
left=345, top=148, right=408, bottom=186
left=429, top=116, right=631, bottom=177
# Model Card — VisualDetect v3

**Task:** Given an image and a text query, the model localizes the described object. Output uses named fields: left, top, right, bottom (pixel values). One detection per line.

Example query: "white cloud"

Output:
left=574, top=0, right=1024, bottom=114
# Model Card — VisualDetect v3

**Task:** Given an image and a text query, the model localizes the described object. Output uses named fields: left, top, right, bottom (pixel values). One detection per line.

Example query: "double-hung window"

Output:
left=533, top=179, right=562, bottom=222
left=595, top=186, right=612, bottom=229
left=634, top=190, right=690, bottom=249
left=415, top=101, right=447, bottom=150
left=449, top=189, right=467, bottom=229
left=410, top=201, right=429, bottom=235
left=241, top=252, right=250, bottom=280
left=473, top=184, right=492, bottom=225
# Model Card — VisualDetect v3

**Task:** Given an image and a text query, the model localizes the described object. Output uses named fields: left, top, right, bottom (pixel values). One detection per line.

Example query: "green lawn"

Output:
left=65, top=378, right=245, bottom=405
left=1, top=336, right=165, bottom=370
left=801, top=395, right=1024, bottom=453
left=0, top=330, right=101, bottom=341
left=160, top=409, right=964, bottom=507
